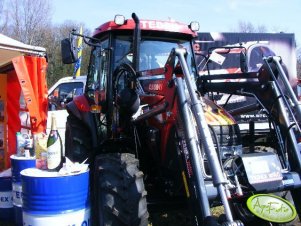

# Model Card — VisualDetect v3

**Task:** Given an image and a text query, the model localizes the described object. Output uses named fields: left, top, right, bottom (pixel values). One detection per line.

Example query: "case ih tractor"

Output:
left=61, top=13, right=301, bottom=226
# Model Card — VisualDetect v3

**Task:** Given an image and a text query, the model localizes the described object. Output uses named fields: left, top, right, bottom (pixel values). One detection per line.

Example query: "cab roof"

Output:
left=93, top=18, right=197, bottom=38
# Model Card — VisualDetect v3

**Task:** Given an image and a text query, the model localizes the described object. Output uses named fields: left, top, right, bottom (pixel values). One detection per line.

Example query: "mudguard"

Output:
left=66, top=95, right=98, bottom=148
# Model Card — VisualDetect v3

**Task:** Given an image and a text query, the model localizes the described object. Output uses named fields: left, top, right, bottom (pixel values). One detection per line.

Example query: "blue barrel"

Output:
left=21, top=168, right=90, bottom=226
left=0, top=176, right=14, bottom=222
left=10, top=155, right=36, bottom=226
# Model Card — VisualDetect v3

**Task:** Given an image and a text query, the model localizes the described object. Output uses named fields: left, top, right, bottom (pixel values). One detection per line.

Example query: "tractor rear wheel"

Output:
left=93, top=153, right=149, bottom=226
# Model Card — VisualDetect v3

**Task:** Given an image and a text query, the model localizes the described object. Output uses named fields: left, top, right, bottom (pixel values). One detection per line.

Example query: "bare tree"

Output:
left=297, top=47, right=301, bottom=79
left=297, top=61, right=301, bottom=79
left=0, top=0, right=3, bottom=24
left=6, top=0, right=52, bottom=46
left=297, top=47, right=301, bottom=61
left=236, top=20, right=268, bottom=33
left=1, top=0, right=90, bottom=86
left=0, top=0, right=8, bottom=32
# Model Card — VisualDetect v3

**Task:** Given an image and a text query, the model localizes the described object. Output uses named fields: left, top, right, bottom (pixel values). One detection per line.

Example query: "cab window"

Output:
left=114, top=37, right=132, bottom=69
left=86, top=38, right=109, bottom=106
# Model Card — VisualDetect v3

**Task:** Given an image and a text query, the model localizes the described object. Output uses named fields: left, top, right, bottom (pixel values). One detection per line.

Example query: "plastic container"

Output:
left=16, top=132, right=25, bottom=156
left=21, top=168, right=90, bottom=226
left=10, top=155, right=36, bottom=225
left=0, top=176, right=14, bottom=222
left=33, top=133, right=48, bottom=170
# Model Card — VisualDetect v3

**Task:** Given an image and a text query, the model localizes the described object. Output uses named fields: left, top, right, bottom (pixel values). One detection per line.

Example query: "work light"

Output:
left=114, top=15, right=125, bottom=25
left=189, top=21, right=200, bottom=32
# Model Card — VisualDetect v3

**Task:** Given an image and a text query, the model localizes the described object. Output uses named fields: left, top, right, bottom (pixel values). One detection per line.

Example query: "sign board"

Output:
left=196, top=32, right=297, bottom=125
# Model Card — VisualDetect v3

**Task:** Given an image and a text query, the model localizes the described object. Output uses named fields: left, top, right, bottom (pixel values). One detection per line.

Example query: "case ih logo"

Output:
left=148, top=83, right=163, bottom=91
left=140, top=20, right=184, bottom=32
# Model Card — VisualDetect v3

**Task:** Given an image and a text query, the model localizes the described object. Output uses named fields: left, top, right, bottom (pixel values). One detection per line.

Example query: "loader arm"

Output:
left=175, top=48, right=238, bottom=224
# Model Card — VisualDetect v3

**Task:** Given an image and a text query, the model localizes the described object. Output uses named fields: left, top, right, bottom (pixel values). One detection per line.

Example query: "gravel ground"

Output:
left=1, top=209, right=300, bottom=226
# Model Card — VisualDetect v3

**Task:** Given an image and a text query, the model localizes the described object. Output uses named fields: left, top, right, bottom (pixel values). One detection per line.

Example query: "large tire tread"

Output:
left=94, top=153, right=148, bottom=226
left=65, top=114, right=92, bottom=163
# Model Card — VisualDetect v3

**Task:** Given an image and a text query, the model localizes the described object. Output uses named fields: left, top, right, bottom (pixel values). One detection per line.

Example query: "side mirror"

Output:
left=61, top=38, right=78, bottom=64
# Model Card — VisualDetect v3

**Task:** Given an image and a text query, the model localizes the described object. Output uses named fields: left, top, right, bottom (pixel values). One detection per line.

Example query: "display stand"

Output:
left=0, top=34, right=48, bottom=171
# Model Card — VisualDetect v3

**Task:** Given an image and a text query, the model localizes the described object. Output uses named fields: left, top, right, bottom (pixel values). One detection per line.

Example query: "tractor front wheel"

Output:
left=93, top=153, right=149, bottom=226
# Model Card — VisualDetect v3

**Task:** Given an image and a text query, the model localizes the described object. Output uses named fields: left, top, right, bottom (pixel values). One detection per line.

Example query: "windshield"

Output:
left=114, top=36, right=194, bottom=71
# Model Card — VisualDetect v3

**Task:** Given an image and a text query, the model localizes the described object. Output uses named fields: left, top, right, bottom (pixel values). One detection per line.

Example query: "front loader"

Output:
left=198, top=55, right=301, bottom=224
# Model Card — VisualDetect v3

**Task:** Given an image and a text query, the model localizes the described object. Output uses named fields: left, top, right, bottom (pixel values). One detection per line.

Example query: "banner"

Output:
left=73, top=26, right=83, bottom=77
left=196, top=32, right=297, bottom=124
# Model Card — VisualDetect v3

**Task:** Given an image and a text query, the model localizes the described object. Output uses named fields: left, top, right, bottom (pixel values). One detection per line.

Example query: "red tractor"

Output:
left=61, top=13, right=301, bottom=226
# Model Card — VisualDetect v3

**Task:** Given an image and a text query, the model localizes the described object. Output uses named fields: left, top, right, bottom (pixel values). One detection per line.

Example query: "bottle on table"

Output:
left=46, top=114, right=64, bottom=171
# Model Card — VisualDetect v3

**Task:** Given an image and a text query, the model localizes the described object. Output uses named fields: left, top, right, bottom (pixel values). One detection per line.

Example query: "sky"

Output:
left=52, top=0, right=301, bottom=48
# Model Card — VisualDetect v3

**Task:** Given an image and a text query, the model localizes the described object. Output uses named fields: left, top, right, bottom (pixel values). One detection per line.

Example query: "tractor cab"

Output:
left=61, top=14, right=200, bottom=141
